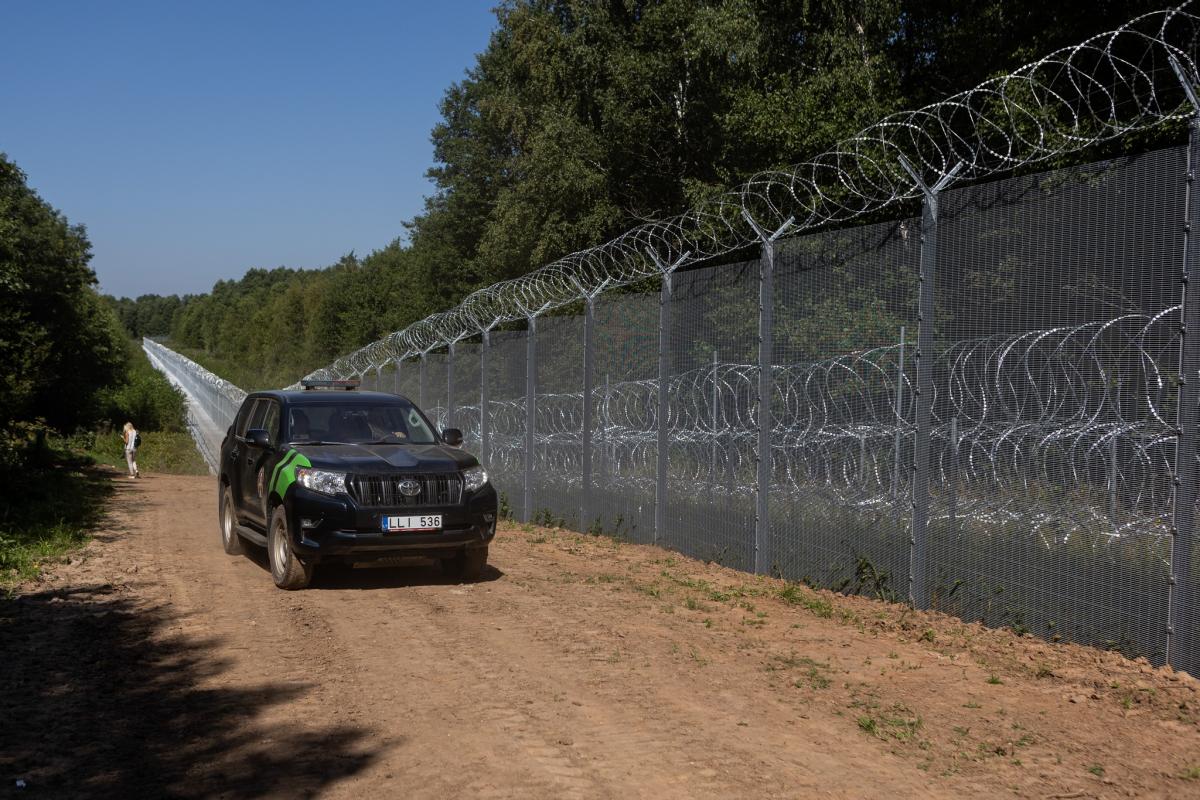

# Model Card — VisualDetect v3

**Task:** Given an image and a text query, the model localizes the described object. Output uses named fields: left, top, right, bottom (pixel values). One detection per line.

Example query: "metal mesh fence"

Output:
left=532, top=313, right=585, bottom=529
left=397, top=357, right=421, bottom=403
left=142, top=339, right=245, bottom=473
left=142, top=5, right=1200, bottom=675
left=663, top=260, right=758, bottom=570
left=590, top=291, right=659, bottom=543
left=929, top=148, right=1184, bottom=662
left=146, top=143, right=1200, bottom=675
left=454, top=341, right=483, bottom=451
left=772, top=219, right=920, bottom=599
left=487, top=330, right=529, bottom=522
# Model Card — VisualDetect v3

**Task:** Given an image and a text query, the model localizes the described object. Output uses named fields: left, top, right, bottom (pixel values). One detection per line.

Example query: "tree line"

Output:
left=113, top=0, right=1174, bottom=391
left=0, top=154, right=187, bottom=476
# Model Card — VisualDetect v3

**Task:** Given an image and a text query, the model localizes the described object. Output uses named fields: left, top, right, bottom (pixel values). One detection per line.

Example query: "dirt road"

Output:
left=3, top=470, right=1200, bottom=799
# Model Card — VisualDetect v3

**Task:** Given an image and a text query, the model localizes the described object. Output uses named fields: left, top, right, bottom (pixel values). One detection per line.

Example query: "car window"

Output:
left=235, top=399, right=261, bottom=437
left=247, top=400, right=269, bottom=432
left=288, top=402, right=437, bottom=444
left=261, top=401, right=281, bottom=445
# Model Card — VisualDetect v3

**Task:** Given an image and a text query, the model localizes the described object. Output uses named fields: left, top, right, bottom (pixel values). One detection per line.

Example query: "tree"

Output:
left=0, top=154, right=126, bottom=433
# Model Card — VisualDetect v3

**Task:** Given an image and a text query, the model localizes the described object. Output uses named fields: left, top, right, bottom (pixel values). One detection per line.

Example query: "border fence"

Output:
left=148, top=5, right=1200, bottom=675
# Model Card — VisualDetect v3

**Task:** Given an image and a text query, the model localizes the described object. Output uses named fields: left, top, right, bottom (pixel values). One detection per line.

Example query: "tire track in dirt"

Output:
left=12, top=472, right=1200, bottom=800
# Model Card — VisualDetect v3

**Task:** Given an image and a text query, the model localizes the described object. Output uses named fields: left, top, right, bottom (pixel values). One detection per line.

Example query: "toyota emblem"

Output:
left=398, top=479, right=421, bottom=497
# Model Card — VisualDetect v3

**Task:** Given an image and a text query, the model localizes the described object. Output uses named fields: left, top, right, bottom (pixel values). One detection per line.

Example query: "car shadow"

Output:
left=240, top=545, right=505, bottom=590
left=0, top=583, right=385, bottom=798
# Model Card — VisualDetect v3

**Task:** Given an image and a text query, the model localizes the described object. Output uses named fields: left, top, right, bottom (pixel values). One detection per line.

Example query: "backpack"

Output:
left=134, top=431, right=142, bottom=449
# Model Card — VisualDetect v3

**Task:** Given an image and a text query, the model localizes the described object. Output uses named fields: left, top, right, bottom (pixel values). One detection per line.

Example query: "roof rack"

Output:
left=301, top=379, right=360, bottom=391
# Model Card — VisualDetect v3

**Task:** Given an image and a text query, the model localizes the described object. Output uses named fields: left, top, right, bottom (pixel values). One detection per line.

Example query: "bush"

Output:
left=72, top=429, right=207, bottom=476
left=95, top=338, right=188, bottom=433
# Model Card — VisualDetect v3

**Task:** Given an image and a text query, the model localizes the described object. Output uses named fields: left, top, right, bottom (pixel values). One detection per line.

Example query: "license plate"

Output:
left=382, top=514, right=442, bottom=532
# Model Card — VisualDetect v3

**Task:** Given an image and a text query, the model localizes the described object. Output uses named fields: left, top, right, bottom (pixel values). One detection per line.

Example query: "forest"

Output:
left=108, top=0, right=1175, bottom=391
left=1, top=153, right=206, bottom=583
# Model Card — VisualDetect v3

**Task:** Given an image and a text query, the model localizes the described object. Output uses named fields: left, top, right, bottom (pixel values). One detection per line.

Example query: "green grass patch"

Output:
left=777, top=582, right=834, bottom=618
left=65, top=429, right=208, bottom=475
left=0, top=450, right=114, bottom=588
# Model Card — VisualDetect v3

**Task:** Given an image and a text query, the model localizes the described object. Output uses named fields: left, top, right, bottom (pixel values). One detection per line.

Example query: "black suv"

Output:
left=217, top=384, right=497, bottom=589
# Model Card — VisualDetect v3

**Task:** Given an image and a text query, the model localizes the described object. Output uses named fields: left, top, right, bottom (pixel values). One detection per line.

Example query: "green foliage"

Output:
left=115, top=0, right=1174, bottom=393
left=104, top=293, right=191, bottom=339
left=0, top=154, right=127, bottom=433
left=99, top=337, right=190, bottom=433
left=0, top=446, right=113, bottom=588
left=67, top=429, right=207, bottom=476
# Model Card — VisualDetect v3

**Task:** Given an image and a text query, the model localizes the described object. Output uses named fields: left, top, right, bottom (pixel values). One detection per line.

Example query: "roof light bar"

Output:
left=301, top=379, right=360, bottom=391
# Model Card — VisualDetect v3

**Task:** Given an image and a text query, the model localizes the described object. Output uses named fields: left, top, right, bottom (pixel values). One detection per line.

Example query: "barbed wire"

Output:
left=291, top=3, right=1200, bottom=386
left=143, top=339, right=245, bottom=471
left=417, top=311, right=1176, bottom=548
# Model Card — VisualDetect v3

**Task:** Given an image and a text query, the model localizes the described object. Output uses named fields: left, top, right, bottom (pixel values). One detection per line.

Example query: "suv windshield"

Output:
left=288, top=402, right=438, bottom=445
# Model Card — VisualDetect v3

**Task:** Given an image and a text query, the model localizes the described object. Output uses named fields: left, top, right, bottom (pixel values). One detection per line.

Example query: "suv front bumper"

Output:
left=285, top=484, right=498, bottom=563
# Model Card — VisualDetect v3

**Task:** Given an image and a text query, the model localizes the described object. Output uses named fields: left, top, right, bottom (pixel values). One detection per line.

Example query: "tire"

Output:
left=219, top=484, right=246, bottom=555
left=268, top=506, right=312, bottom=590
left=442, top=546, right=488, bottom=582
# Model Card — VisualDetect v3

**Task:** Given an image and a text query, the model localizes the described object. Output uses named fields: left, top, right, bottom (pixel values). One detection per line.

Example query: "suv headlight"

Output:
left=296, top=467, right=347, bottom=496
left=462, top=465, right=488, bottom=493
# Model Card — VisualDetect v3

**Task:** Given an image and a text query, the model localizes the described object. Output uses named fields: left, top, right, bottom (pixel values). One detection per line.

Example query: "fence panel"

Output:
left=454, top=341, right=483, bottom=451
left=533, top=314, right=585, bottom=529
left=662, top=260, right=758, bottom=569
left=397, top=357, right=421, bottom=403
left=928, top=147, right=1185, bottom=663
left=771, top=219, right=920, bottom=598
left=423, top=351, right=449, bottom=431
left=487, top=330, right=529, bottom=522
left=591, top=291, right=659, bottom=542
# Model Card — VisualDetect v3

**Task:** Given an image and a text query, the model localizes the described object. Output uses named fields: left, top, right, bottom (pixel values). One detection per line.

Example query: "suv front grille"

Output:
left=348, top=473, right=463, bottom=507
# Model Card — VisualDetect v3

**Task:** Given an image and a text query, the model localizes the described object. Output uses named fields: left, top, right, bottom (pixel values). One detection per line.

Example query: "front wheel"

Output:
left=219, top=484, right=245, bottom=555
left=442, top=546, right=488, bottom=582
left=268, top=506, right=312, bottom=590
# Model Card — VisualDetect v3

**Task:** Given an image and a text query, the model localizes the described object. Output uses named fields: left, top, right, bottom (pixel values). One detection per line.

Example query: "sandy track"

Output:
left=3, top=470, right=1200, bottom=799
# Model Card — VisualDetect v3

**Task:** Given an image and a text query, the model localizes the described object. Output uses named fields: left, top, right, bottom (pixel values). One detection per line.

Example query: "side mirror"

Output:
left=442, top=428, right=464, bottom=447
left=246, top=428, right=271, bottom=448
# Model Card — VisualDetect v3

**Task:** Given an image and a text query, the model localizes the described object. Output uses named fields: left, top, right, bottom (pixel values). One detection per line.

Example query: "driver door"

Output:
left=239, top=400, right=276, bottom=527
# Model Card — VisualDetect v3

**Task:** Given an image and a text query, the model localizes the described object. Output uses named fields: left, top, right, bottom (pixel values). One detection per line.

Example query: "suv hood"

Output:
left=291, top=443, right=476, bottom=472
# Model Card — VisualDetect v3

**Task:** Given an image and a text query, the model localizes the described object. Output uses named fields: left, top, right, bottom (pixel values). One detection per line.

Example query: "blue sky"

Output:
left=1, top=1, right=498, bottom=298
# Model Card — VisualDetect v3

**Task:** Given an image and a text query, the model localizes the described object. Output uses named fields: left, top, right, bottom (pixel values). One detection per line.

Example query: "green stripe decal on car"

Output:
left=270, top=449, right=312, bottom=499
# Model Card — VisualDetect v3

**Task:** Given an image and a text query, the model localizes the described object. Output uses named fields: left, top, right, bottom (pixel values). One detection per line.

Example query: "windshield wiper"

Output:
left=290, top=440, right=347, bottom=446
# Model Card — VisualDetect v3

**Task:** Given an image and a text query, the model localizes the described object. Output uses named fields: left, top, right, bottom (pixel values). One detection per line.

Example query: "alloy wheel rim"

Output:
left=272, top=519, right=287, bottom=578
left=222, top=497, right=232, bottom=543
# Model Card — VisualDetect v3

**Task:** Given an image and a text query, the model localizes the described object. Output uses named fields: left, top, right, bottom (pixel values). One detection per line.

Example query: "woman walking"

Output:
left=122, top=421, right=140, bottom=478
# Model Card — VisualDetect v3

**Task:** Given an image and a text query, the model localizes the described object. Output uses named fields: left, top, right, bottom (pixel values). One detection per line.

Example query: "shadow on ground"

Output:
left=0, top=581, right=384, bottom=798
left=238, top=546, right=505, bottom=591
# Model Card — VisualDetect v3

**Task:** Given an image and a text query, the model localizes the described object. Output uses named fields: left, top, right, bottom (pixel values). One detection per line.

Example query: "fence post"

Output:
left=524, top=314, right=537, bottom=524
left=654, top=271, right=673, bottom=544
left=582, top=296, right=596, bottom=530
left=743, top=213, right=794, bottom=576
left=480, top=330, right=491, bottom=466
left=648, top=251, right=689, bottom=545
left=446, top=340, right=456, bottom=430
left=1168, top=56, right=1200, bottom=670
left=899, top=156, right=962, bottom=610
